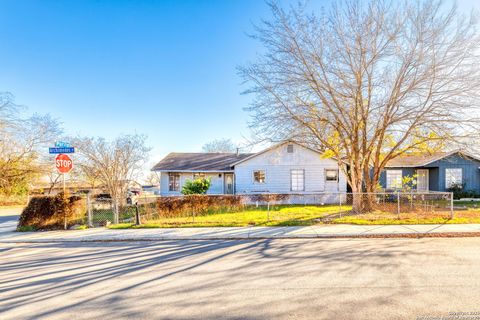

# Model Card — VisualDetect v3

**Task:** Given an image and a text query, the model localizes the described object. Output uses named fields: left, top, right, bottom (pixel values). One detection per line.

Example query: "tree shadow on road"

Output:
left=0, top=238, right=454, bottom=319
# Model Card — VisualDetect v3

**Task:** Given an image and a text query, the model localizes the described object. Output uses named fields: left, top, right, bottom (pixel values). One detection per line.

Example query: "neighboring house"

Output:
left=379, top=151, right=480, bottom=192
left=151, top=141, right=347, bottom=202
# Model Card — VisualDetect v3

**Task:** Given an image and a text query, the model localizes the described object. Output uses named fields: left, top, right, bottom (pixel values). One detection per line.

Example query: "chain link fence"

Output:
left=85, top=191, right=455, bottom=227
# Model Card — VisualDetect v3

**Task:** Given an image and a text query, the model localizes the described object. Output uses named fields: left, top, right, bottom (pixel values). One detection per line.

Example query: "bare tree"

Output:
left=144, top=172, right=160, bottom=186
left=73, top=134, right=151, bottom=223
left=202, top=138, right=237, bottom=153
left=239, top=0, right=480, bottom=212
left=0, top=93, right=62, bottom=195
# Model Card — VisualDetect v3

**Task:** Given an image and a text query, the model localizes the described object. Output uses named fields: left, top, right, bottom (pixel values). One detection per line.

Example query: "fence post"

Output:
left=87, top=193, right=93, bottom=227
left=135, top=204, right=141, bottom=226
left=113, top=198, right=119, bottom=224
left=266, top=200, right=270, bottom=222
left=450, top=192, right=454, bottom=219
left=339, top=194, right=342, bottom=218
left=397, top=191, right=400, bottom=215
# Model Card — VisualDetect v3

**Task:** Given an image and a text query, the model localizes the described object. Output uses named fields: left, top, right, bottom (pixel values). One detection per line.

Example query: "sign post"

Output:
left=50, top=142, right=74, bottom=230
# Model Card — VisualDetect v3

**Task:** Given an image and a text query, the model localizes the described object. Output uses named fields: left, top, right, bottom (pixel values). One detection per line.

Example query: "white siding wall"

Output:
left=159, top=172, right=225, bottom=196
left=234, top=143, right=347, bottom=195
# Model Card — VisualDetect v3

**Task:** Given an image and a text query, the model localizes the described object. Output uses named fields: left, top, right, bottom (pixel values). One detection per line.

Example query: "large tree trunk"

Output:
left=350, top=174, right=364, bottom=214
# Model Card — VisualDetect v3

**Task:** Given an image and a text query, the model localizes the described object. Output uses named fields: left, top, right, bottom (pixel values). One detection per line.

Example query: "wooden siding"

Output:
left=379, top=153, right=480, bottom=192
left=425, top=154, right=480, bottom=191
left=234, top=143, right=347, bottom=194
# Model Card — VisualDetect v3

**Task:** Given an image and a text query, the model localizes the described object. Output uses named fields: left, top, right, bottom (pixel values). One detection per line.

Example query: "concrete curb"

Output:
left=3, top=231, right=480, bottom=243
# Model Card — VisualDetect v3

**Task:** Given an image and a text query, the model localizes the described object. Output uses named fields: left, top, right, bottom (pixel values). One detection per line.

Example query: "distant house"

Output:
left=151, top=141, right=347, bottom=201
left=379, top=151, right=480, bottom=192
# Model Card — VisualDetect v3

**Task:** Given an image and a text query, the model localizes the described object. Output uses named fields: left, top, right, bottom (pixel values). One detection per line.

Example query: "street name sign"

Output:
left=49, top=147, right=75, bottom=154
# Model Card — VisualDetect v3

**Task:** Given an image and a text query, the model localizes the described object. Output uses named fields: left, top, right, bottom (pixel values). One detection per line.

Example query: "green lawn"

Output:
left=330, top=207, right=480, bottom=225
left=105, top=203, right=480, bottom=229
left=109, top=205, right=350, bottom=228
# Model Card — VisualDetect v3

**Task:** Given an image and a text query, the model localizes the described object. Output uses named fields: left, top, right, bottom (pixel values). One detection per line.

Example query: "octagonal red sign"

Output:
left=55, top=154, right=73, bottom=174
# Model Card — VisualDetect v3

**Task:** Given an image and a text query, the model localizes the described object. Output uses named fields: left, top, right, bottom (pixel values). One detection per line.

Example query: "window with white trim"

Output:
left=193, top=173, right=206, bottom=180
left=287, top=144, right=294, bottom=153
left=169, top=173, right=180, bottom=191
left=325, top=169, right=339, bottom=182
left=445, top=168, right=462, bottom=188
left=386, top=170, right=402, bottom=189
left=253, top=170, right=266, bottom=183
left=291, top=169, right=305, bottom=191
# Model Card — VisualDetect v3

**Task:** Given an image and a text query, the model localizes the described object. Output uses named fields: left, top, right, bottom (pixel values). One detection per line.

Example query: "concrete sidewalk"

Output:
left=3, top=223, right=480, bottom=242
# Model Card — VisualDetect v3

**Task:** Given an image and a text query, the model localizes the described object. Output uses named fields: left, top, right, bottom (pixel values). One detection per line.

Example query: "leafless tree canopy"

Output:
left=0, top=93, right=61, bottom=195
left=202, top=138, right=237, bottom=153
left=73, top=134, right=151, bottom=202
left=240, top=0, right=480, bottom=206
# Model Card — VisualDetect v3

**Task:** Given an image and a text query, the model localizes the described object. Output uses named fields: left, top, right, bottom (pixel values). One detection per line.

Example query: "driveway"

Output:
left=1, top=238, right=480, bottom=319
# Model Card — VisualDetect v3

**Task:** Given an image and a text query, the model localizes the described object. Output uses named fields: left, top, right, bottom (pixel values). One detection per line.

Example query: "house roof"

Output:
left=230, top=141, right=332, bottom=166
left=385, top=150, right=480, bottom=167
left=151, top=152, right=254, bottom=172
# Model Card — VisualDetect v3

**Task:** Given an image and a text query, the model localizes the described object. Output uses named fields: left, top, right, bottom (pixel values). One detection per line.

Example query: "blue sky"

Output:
left=0, top=0, right=478, bottom=166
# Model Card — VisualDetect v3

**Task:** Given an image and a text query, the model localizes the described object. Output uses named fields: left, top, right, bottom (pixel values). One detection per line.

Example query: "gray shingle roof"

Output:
left=385, top=152, right=449, bottom=167
left=384, top=150, right=480, bottom=167
left=152, top=153, right=254, bottom=171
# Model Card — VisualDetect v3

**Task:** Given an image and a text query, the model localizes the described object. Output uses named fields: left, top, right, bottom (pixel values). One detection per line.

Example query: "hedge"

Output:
left=17, top=193, right=86, bottom=230
left=149, top=194, right=291, bottom=218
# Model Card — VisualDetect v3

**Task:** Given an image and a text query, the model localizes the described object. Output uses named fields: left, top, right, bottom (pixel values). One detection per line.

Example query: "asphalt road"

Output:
left=2, top=238, right=480, bottom=320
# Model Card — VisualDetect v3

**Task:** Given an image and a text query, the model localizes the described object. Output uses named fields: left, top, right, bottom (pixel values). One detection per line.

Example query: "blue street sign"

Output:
left=55, top=141, right=71, bottom=148
left=49, top=147, right=75, bottom=154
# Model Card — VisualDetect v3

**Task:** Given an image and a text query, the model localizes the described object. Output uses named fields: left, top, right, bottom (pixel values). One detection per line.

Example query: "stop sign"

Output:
left=55, top=154, right=73, bottom=173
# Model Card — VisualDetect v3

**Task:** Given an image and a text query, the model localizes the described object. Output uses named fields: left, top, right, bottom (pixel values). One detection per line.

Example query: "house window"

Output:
left=445, top=168, right=462, bottom=188
left=291, top=169, right=305, bottom=191
left=325, top=169, right=339, bottom=182
left=386, top=170, right=402, bottom=189
left=169, top=173, right=180, bottom=191
left=287, top=144, right=294, bottom=153
left=193, top=173, right=206, bottom=180
left=253, top=170, right=266, bottom=183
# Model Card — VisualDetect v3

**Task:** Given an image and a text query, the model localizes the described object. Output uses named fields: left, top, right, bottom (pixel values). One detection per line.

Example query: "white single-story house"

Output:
left=151, top=141, right=347, bottom=203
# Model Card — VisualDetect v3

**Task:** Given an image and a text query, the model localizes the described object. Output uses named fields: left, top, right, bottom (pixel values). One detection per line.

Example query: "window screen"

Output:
left=291, top=169, right=304, bottom=191
left=253, top=170, right=266, bottom=183
left=386, top=170, right=402, bottom=189
left=325, top=169, right=339, bottom=182
left=169, top=173, right=180, bottom=191
left=445, top=168, right=462, bottom=188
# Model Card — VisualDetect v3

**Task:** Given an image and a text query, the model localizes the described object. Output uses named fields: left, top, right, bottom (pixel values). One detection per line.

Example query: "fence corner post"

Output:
left=87, top=193, right=93, bottom=227
left=450, top=192, right=454, bottom=219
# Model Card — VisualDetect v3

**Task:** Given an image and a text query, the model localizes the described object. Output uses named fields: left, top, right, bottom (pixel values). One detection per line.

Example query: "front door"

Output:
left=416, top=169, right=429, bottom=191
left=224, top=174, right=234, bottom=194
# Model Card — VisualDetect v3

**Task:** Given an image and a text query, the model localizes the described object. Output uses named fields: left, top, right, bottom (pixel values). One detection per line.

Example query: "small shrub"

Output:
left=17, top=193, right=86, bottom=230
left=16, top=225, right=36, bottom=232
left=181, top=178, right=211, bottom=195
left=447, top=183, right=480, bottom=200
